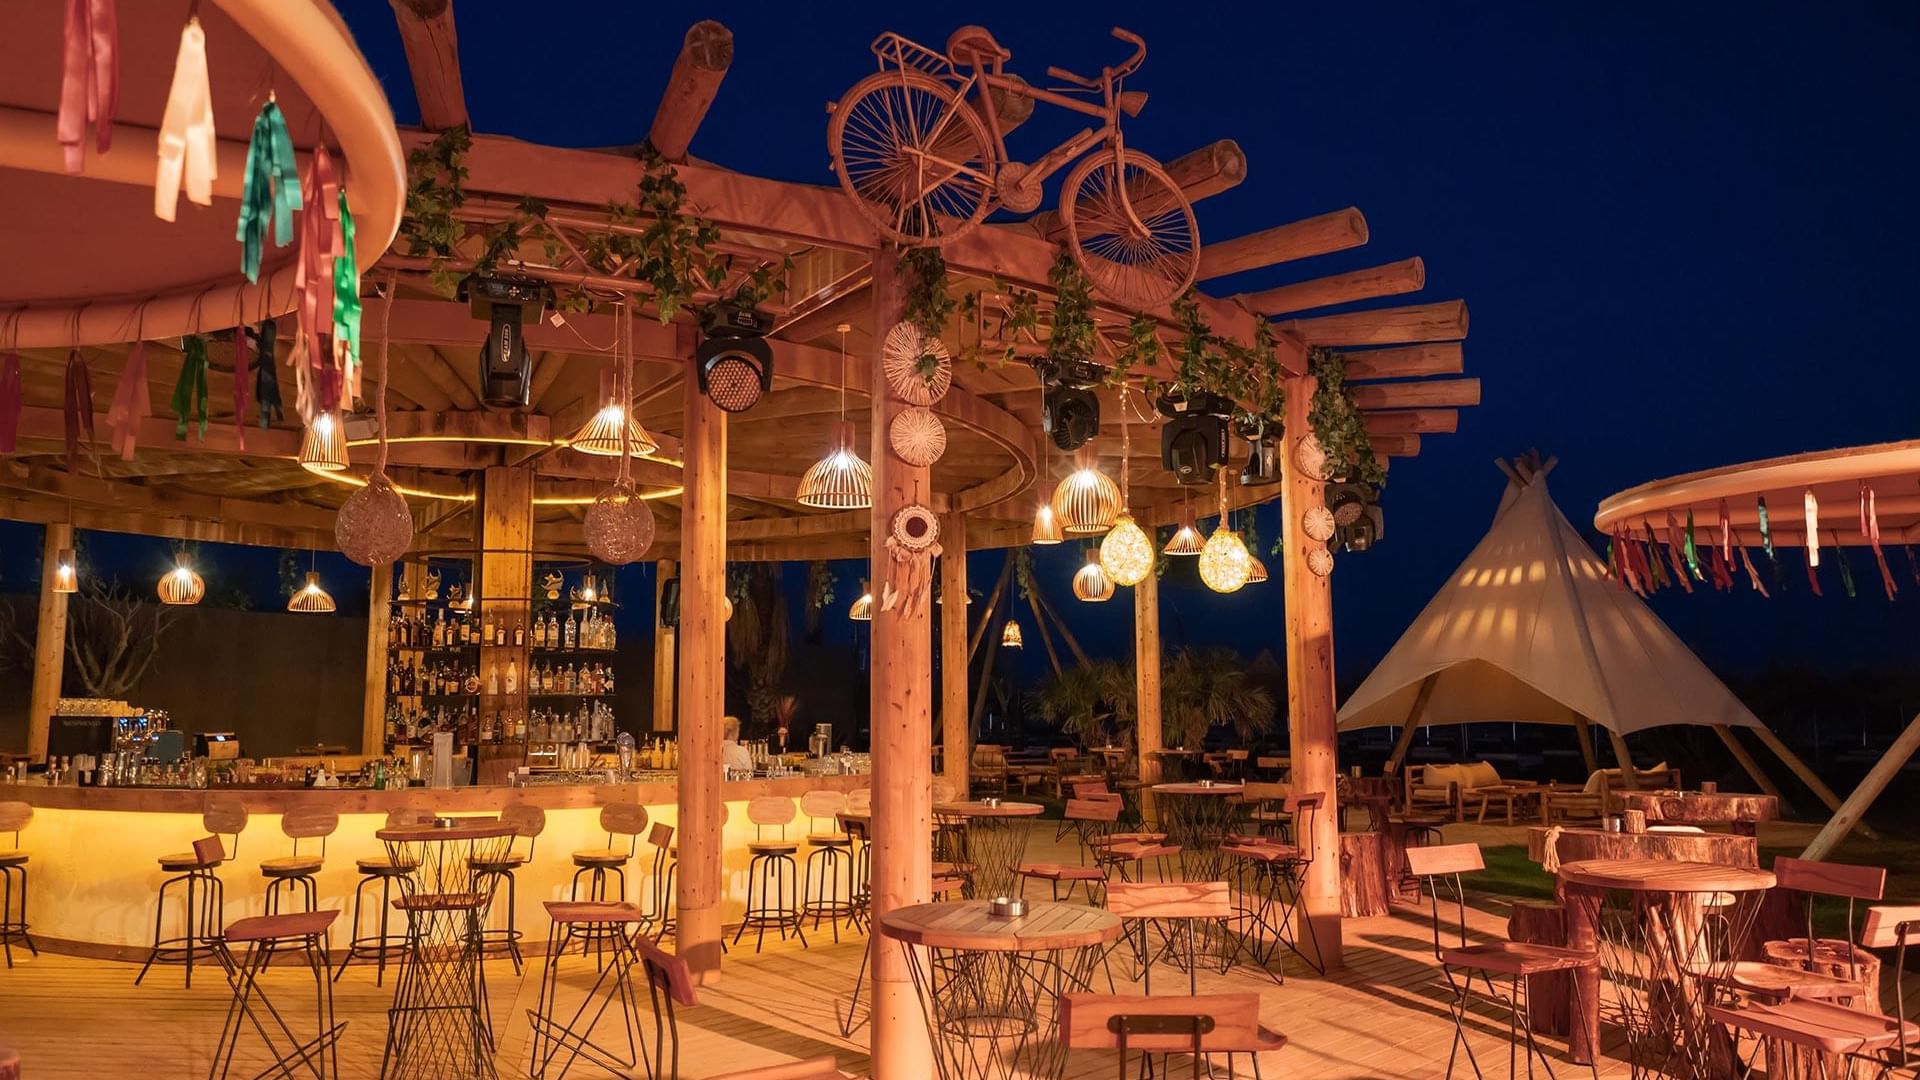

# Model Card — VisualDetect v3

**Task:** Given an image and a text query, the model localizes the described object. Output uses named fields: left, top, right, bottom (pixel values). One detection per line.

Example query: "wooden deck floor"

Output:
left=0, top=821, right=1704, bottom=1078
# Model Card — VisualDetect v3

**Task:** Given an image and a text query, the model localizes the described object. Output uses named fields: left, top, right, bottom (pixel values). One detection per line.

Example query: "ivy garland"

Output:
left=806, top=561, right=836, bottom=611
left=1045, top=252, right=1097, bottom=365
left=1308, top=344, right=1385, bottom=489
left=898, top=245, right=956, bottom=389
left=958, top=283, right=1040, bottom=370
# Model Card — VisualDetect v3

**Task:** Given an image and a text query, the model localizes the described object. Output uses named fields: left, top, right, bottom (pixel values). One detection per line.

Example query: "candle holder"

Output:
left=987, top=896, right=1027, bottom=919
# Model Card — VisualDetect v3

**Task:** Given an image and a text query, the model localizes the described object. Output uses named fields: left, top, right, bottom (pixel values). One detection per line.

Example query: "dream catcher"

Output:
left=882, top=501, right=942, bottom=618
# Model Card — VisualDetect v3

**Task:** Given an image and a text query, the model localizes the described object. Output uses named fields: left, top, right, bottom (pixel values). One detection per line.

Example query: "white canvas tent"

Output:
left=1338, top=460, right=1765, bottom=739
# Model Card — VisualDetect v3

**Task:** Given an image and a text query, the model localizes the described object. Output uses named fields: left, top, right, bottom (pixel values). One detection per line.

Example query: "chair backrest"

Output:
left=1061, top=992, right=1266, bottom=1053
left=1066, top=797, right=1122, bottom=823
left=632, top=932, right=699, bottom=1007
left=1283, top=790, right=1323, bottom=858
left=191, top=834, right=226, bottom=867
left=1050, top=747, right=1078, bottom=763
left=0, top=801, right=30, bottom=842
left=799, top=790, right=847, bottom=824
left=1774, top=857, right=1886, bottom=901
left=601, top=802, right=648, bottom=840
left=282, top=806, right=338, bottom=839
left=1105, top=880, right=1231, bottom=920
left=386, top=806, right=435, bottom=829
left=500, top=804, right=546, bottom=838
left=1241, top=781, right=1288, bottom=804
left=1255, top=755, right=1288, bottom=770
left=1404, top=842, right=1484, bottom=957
left=747, top=795, right=796, bottom=829
left=845, top=787, right=872, bottom=815
left=930, top=778, right=958, bottom=805
left=1861, top=905, right=1920, bottom=950
left=1226, top=749, right=1249, bottom=762
left=1071, top=780, right=1113, bottom=800
left=646, top=822, right=674, bottom=850
left=204, top=800, right=247, bottom=859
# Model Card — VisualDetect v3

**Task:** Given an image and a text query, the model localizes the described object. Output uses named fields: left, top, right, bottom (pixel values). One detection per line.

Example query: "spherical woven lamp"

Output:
left=1198, top=527, right=1253, bottom=594
left=287, top=571, right=336, bottom=613
left=1099, top=512, right=1154, bottom=586
left=1073, top=555, right=1115, bottom=602
left=1052, top=459, right=1120, bottom=534
left=568, top=402, right=660, bottom=458
left=157, top=555, right=204, bottom=606
left=796, top=420, right=874, bottom=509
left=298, top=412, right=349, bottom=472
left=584, top=481, right=656, bottom=565
left=335, top=474, right=414, bottom=567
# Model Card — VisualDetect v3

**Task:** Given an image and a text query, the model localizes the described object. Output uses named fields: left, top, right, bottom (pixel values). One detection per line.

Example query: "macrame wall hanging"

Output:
left=882, top=501, right=941, bottom=618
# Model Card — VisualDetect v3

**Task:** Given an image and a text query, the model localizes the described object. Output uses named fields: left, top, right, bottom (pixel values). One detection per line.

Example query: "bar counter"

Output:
left=0, top=773, right=867, bottom=957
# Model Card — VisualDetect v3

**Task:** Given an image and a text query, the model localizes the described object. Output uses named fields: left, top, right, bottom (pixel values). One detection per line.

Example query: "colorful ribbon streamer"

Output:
left=154, top=18, right=215, bottom=222
left=1861, top=482, right=1897, bottom=600
left=1642, top=523, right=1669, bottom=589
left=106, top=340, right=149, bottom=459
left=1803, top=490, right=1820, bottom=568
left=253, top=320, right=284, bottom=429
left=1662, top=513, right=1694, bottom=593
left=57, top=0, right=117, bottom=173
left=235, top=99, right=303, bottom=283
left=0, top=353, right=20, bottom=453
left=1733, top=534, right=1769, bottom=598
left=64, top=350, right=95, bottom=469
left=293, top=146, right=341, bottom=417
left=172, top=334, right=209, bottom=441
left=1683, top=508, right=1702, bottom=580
left=231, top=325, right=250, bottom=450
left=1833, top=538, right=1855, bottom=598
left=332, top=187, right=362, bottom=398
left=1718, top=499, right=1732, bottom=563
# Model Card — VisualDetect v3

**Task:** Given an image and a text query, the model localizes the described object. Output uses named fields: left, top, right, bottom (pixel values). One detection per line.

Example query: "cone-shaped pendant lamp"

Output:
left=1163, top=498, right=1204, bottom=556
left=288, top=570, right=337, bottom=613
left=797, top=325, right=873, bottom=509
left=849, top=579, right=874, bottom=621
left=569, top=402, right=660, bottom=458
left=1001, top=619, right=1024, bottom=648
left=1246, top=554, right=1270, bottom=584
left=298, top=411, right=348, bottom=472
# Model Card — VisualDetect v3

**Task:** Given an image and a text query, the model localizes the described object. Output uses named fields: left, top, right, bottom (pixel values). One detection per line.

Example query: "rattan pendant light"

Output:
left=52, top=548, right=77, bottom=594
left=288, top=571, right=336, bottom=613
left=298, top=411, right=348, bottom=472
left=157, top=551, right=205, bottom=606
left=1163, top=494, right=1204, bottom=556
left=1052, top=447, right=1120, bottom=534
left=1001, top=619, right=1024, bottom=648
left=1198, top=474, right=1252, bottom=593
left=797, top=324, right=874, bottom=509
left=584, top=304, right=656, bottom=565
left=1073, top=549, right=1115, bottom=602
left=568, top=390, right=659, bottom=457
left=1030, top=381, right=1062, bottom=544
left=849, top=579, right=874, bottom=621
left=1099, top=411, right=1152, bottom=585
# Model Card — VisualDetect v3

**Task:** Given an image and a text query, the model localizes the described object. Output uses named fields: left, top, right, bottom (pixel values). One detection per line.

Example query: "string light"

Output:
left=1100, top=407, right=1152, bottom=585
left=1198, top=473, right=1252, bottom=593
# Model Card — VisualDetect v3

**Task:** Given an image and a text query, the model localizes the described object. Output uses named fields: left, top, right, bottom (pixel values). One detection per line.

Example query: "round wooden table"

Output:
left=881, top=900, right=1122, bottom=1080
left=1620, top=791, right=1778, bottom=835
left=1558, top=858, right=1775, bottom=1078
left=1150, top=783, right=1244, bottom=881
left=933, top=801, right=1044, bottom=900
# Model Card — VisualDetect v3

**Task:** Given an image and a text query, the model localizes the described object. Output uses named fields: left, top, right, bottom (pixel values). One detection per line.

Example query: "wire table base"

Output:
left=903, top=942, right=1107, bottom=1080
left=1152, top=785, right=1245, bottom=882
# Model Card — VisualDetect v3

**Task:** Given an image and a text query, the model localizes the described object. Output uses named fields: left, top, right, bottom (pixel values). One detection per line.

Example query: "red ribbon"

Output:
left=106, top=341, right=149, bottom=459
left=64, top=350, right=95, bottom=469
left=1861, top=482, right=1897, bottom=600
left=0, top=352, right=20, bottom=453
left=56, top=0, right=117, bottom=173
left=1707, top=541, right=1734, bottom=591
left=1662, top=512, right=1694, bottom=593
left=1733, top=533, right=1769, bottom=598
left=293, top=146, right=341, bottom=415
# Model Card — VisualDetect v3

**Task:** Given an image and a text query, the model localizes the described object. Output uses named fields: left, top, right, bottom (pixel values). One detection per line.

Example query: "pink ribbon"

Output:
left=1733, top=532, right=1769, bottom=598
left=1862, top=482, right=1897, bottom=600
left=64, top=350, right=95, bottom=469
left=57, top=0, right=117, bottom=173
left=1662, top=512, right=1694, bottom=593
left=106, top=340, right=149, bottom=459
left=0, top=352, right=21, bottom=453
left=293, top=146, right=341, bottom=417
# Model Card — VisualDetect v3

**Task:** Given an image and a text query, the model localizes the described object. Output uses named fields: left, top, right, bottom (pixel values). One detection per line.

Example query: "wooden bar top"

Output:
left=0, top=771, right=867, bottom=815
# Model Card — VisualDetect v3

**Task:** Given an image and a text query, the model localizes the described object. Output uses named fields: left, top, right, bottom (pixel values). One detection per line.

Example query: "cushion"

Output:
left=1423, top=765, right=1469, bottom=791
left=1463, top=761, right=1501, bottom=789
left=1582, top=761, right=1672, bottom=793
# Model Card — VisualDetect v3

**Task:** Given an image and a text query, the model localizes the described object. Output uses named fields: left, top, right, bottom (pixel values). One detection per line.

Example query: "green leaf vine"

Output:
left=897, top=245, right=958, bottom=389
left=959, top=284, right=1040, bottom=370
left=1045, top=252, right=1098, bottom=365
left=1308, top=344, right=1385, bottom=489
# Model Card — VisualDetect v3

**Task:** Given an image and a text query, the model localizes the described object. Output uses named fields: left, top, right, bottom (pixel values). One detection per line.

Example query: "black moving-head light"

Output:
left=1033, top=357, right=1106, bottom=452
left=1156, top=390, right=1233, bottom=485
left=1235, top=415, right=1281, bottom=486
left=697, top=301, right=775, bottom=413
left=462, top=273, right=552, bottom=409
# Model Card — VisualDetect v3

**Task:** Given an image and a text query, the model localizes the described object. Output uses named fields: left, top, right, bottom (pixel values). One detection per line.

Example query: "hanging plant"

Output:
left=807, top=561, right=836, bottom=612
left=1307, top=345, right=1385, bottom=489
left=1046, top=251, right=1097, bottom=365
left=399, top=125, right=472, bottom=289
left=958, top=284, right=1040, bottom=370
left=895, top=245, right=956, bottom=393
left=631, top=147, right=726, bottom=323
left=1111, top=312, right=1162, bottom=387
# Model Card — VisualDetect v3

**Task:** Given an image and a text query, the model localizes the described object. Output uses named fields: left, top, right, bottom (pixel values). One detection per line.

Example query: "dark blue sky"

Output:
left=9, top=4, right=1915, bottom=692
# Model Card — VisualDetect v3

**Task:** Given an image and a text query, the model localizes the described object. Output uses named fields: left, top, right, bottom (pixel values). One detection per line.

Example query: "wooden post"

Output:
left=1279, top=373, right=1343, bottom=969
left=676, top=330, right=728, bottom=982
left=1750, top=724, right=1877, bottom=841
left=866, top=243, right=935, bottom=1076
left=1802, top=710, right=1920, bottom=861
left=1607, top=727, right=1638, bottom=790
left=1712, top=724, right=1783, bottom=800
left=652, top=559, right=678, bottom=732
left=1031, top=585, right=1092, bottom=667
left=967, top=564, right=1008, bottom=740
left=939, top=517, right=969, bottom=795
left=361, top=559, right=394, bottom=753
left=1133, top=566, right=1163, bottom=785
left=26, top=523, right=72, bottom=763
left=1384, top=675, right=1437, bottom=775
left=1572, top=715, right=1599, bottom=776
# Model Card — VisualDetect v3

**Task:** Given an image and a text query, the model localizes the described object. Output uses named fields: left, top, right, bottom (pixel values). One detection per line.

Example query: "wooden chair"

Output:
left=642, top=822, right=676, bottom=940
left=1224, top=790, right=1324, bottom=978
left=260, top=806, right=337, bottom=917
left=1017, top=797, right=1116, bottom=903
left=1107, top=880, right=1233, bottom=994
left=473, top=804, right=544, bottom=972
left=1736, top=857, right=1889, bottom=1004
left=136, top=803, right=247, bottom=989
left=1062, top=991, right=1285, bottom=1079
left=735, top=796, right=806, bottom=952
left=971, top=744, right=1010, bottom=797
left=569, top=802, right=648, bottom=960
left=1234, top=781, right=1293, bottom=841
left=1404, top=842, right=1597, bottom=1079
left=799, top=790, right=856, bottom=941
left=336, top=806, right=431, bottom=985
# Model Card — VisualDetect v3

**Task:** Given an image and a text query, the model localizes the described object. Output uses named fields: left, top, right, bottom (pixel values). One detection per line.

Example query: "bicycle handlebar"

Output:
left=1110, top=27, right=1147, bottom=74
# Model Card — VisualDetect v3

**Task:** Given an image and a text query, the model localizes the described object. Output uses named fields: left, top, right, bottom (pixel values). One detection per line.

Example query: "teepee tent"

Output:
left=1338, top=457, right=1766, bottom=745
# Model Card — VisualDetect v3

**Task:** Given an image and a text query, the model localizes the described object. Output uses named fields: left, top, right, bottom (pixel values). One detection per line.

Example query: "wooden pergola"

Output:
left=2, top=8, right=1477, bottom=1073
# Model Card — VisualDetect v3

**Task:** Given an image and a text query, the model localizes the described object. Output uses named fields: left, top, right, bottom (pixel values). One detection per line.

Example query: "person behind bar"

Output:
left=722, top=715, right=753, bottom=775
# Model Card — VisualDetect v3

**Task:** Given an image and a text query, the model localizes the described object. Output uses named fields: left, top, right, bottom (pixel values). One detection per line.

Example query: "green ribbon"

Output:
left=1756, top=497, right=1774, bottom=560
left=173, top=335, right=210, bottom=440
left=1642, top=524, right=1668, bottom=588
left=1835, top=544, right=1856, bottom=598
left=1683, top=509, right=1702, bottom=579
left=253, top=320, right=283, bottom=429
left=235, top=100, right=302, bottom=283
left=332, top=187, right=361, bottom=372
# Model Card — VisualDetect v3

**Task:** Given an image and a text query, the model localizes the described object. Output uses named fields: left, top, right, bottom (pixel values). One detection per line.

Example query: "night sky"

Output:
left=6, top=4, right=1917, bottom=700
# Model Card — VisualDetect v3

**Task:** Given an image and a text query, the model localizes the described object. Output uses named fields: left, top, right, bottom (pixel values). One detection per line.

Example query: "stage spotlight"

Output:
left=696, top=301, right=774, bottom=413
left=461, top=273, right=552, bottom=409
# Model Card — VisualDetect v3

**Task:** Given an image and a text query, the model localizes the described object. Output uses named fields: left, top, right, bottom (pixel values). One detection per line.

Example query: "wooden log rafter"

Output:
left=647, top=21, right=734, bottom=161
left=390, top=0, right=469, bottom=132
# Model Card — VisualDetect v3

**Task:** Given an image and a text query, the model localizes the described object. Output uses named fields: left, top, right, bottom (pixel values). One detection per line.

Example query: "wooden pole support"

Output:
left=1750, top=724, right=1876, bottom=840
left=26, top=523, right=72, bottom=763
left=1711, top=724, right=1783, bottom=800
left=1339, top=343, right=1463, bottom=381
left=648, top=21, right=734, bottom=161
left=361, top=559, right=394, bottom=754
left=389, top=0, right=468, bottom=133
left=1607, top=727, right=1638, bottom=791
left=1384, top=675, right=1437, bottom=775
left=1801, top=710, right=1920, bottom=861
left=1572, top=715, right=1599, bottom=776
left=1133, top=567, right=1163, bottom=786
left=939, top=517, right=970, bottom=795
left=1284, top=300, right=1469, bottom=348
left=1239, top=257, right=1425, bottom=318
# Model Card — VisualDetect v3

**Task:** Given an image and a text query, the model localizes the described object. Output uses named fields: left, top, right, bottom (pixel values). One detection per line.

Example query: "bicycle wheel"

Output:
left=1060, top=148, right=1199, bottom=308
left=829, top=70, right=996, bottom=247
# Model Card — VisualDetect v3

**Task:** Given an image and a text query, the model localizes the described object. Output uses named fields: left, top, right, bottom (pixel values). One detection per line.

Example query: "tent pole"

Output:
left=1711, top=725, right=1783, bottom=800
left=1027, top=588, right=1065, bottom=677
left=1571, top=715, right=1599, bottom=776
left=968, top=556, right=1014, bottom=662
left=1031, top=583, right=1092, bottom=668
left=1750, top=724, right=1877, bottom=840
left=1606, top=728, right=1639, bottom=790
left=1800, top=709, right=1920, bottom=861
left=1385, top=676, right=1437, bottom=775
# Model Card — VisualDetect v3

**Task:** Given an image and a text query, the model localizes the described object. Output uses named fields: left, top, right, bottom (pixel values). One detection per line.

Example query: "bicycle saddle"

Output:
left=946, top=25, right=1009, bottom=67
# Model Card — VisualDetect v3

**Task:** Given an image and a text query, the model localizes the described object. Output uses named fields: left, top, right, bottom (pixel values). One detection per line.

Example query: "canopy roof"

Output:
left=1338, top=458, right=1761, bottom=736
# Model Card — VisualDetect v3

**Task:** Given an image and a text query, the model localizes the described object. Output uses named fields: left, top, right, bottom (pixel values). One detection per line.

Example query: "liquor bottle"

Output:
left=487, top=662, right=500, bottom=696
left=483, top=610, right=495, bottom=646
left=514, top=619, right=525, bottom=647
left=604, top=664, right=615, bottom=693
left=505, top=659, right=519, bottom=693
left=514, top=711, right=527, bottom=740
left=532, top=615, right=545, bottom=649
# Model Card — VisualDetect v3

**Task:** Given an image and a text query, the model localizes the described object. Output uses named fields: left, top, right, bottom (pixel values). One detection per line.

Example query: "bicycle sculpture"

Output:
left=828, top=25, right=1200, bottom=308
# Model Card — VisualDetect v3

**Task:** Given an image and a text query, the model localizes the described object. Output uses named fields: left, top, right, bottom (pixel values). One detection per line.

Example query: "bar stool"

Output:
left=472, top=804, right=544, bottom=974
left=735, top=796, right=806, bottom=953
left=641, top=822, right=675, bottom=940
left=136, top=801, right=247, bottom=989
left=209, top=909, right=344, bottom=1080
left=335, top=806, right=431, bottom=986
left=569, top=803, right=646, bottom=959
left=799, top=790, right=855, bottom=942
left=261, top=806, right=337, bottom=917
left=0, top=802, right=34, bottom=968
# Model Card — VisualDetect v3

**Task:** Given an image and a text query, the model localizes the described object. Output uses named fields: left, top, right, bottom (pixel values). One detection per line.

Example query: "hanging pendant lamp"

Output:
left=1029, top=379, right=1062, bottom=544
left=157, top=552, right=205, bottom=605
left=1052, top=448, right=1120, bottom=534
left=1163, top=497, right=1204, bottom=556
left=797, top=324, right=874, bottom=509
left=52, top=548, right=77, bottom=594
left=1198, top=474, right=1252, bottom=592
left=298, top=410, right=348, bottom=472
left=1099, top=406, right=1151, bottom=585
left=571, top=317, right=660, bottom=456
left=1246, top=554, right=1270, bottom=584
left=1001, top=619, right=1024, bottom=648
left=288, top=571, right=336, bottom=613
left=1073, top=551, right=1115, bottom=602
left=849, top=579, right=874, bottom=621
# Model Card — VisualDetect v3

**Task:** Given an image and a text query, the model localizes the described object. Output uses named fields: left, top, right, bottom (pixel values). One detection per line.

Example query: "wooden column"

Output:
left=676, top=334, right=728, bottom=982
left=1607, top=728, right=1638, bottom=789
left=1802, top=709, right=1920, bottom=860
left=26, top=523, right=72, bottom=763
left=1133, top=565, right=1163, bottom=784
left=1572, top=715, right=1600, bottom=776
left=1749, top=725, right=1861, bottom=833
left=867, top=244, right=934, bottom=1076
left=939, top=516, right=970, bottom=794
left=361, top=559, right=394, bottom=753
left=1278, top=373, right=1343, bottom=969
left=652, top=559, right=678, bottom=732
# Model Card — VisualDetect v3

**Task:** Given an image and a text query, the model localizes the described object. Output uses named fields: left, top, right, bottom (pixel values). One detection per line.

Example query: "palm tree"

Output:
left=1160, top=646, right=1275, bottom=748
left=1031, top=660, right=1136, bottom=748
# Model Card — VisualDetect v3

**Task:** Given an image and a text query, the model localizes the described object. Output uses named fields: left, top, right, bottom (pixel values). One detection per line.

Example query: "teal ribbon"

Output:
left=173, top=335, right=210, bottom=440
left=235, top=100, right=302, bottom=283
left=332, top=187, right=361, bottom=371
left=252, top=321, right=283, bottom=429
left=1642, top=524, right=1668, bottom=589
left=1683, top=509, right=1702, bottom=580
left=1835, top=544, right=1856, bottom=598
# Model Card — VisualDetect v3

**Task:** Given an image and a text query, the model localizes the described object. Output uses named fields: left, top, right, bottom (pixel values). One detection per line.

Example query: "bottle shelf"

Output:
left=526, top=692, right=615, bottom=700
left=530, top=646, right=616, bottom=656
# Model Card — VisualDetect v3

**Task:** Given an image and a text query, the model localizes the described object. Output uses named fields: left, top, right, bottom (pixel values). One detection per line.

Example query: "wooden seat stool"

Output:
left=799, top=790, right=856, bottom=942
left=261, top=807, right=337, bottom=918
left=0, top=802, right=35, bottom=968
left=528, top=901, right=696, bottom=1080
left=209, top=909, right=344, bottom=1080
left=136, top=804, right=247, bottom=989
left=568, top=803, right=647, bottom=961
left=471, top=804, right=543, bottom=974
left=333, top=807, right=430, bottom=986
left=735, top=796, right=807, bottom=952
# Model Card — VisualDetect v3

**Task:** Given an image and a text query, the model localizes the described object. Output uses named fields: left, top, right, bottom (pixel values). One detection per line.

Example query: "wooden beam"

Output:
left=4, top=464, right=344, bottom=534
left=11, top=405, right=301, bottom=459
left=1342, top=343, right=1464, bottom=381
left=0, top=494, right=339, bottom=552
left=1030, top=139, right=1246, bottom=242
left=1607, top=728, right=1638, bottom=790
left=1368, top=434, right=1422, bottom=458
left=940, top=520, right=969, bottom=795
left=27, top=523, right=71, bottom=763
left=1239, top=257, right=1425, bottom=317
left=389, top=0, right=468, bottom=132
left=968, top=554, right=1014, bottom=662
left=1031, top=580, right=1091, bottom=668
left=420, top=346, right=481, bottom=409
left=1801, top=709, right=1920, bottom=861
left=362, top=560, right=394, bottom=754
left=1196, top=208, right=1369, bottom=281
left=653, top=560, right=677, bottom=732
left=1384, top=675, right=1438, bottom=775
left=647, top=21, right=733, bottom=161
left=1027, top=588, right=1064, bottom=677
left=1711, top=724, right=1783, bottom=800
left=1363, top=410, right=1456, bottom=436
left=1350, top=378, right=1481, bottom=410
left=1749, top=724, right=1870, bottom=838
left=1285, top=300, right=1468, bottom=347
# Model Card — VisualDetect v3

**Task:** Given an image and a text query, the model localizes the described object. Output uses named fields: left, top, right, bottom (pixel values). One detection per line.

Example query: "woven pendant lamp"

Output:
left=569, top=401, right=660, bottom=458
left=288, top=571, right=336, bottom=613
left=797, top=325, right=874, bottom=509
left=1052, top=450, right=1120, bottom=535
left=52, top=548, right=77, bottom=594
left=298, top=411, right=348, bottom=472
left=849, top=580, right=874, bottom=621
left=1073, top=551, right=1115, bottom=602
left=157, top=552, right=204, bottom=606
left=1029, top=381, right=1063, bottom=544
left=1001, top=619, right=1024, bottom=648
left=1099, top=411, right=1150, bottom=584
left=1163, top=499, right=1204, bottom=556
left=1246, top=554, right=1270, bottom=584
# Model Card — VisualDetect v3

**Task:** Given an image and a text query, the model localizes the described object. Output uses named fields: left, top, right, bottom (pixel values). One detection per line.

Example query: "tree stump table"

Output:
left=1620, top=791, right=1778, bottom=836
left=1337, top=831, right=1390, bottom=917
left=1508, top=900, right=1571, bottom=1035
left=1526, top=825, right=1758, bottom=870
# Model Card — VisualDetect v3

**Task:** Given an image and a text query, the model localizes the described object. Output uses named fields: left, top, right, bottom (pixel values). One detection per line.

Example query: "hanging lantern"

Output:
left=1163, top=502, right=1205, bottom=556
left=1001, top=619, right=1024, bottom=648
left=1052, top=453, right=1120, bottom=534
left=287, top=571, right=336, bottom=613
left=52, top=548, right=77, bottom=594
left=298, top=411, right=348, bottom=472
left=157, top=553, right=204, bottom=606
left=797, top=420, right=874, bottom=509
left=1246, top=554, right=1270, bottom=584
left=568, top=402, right=660, bottom=458
left=1073, top=553, right=1115, bottom=602
left=1099, top=512, right=1154, bottom=587
left=849, top=582, right=874, bottom=622
left=1031, top=502, right=1063, bottom=545
left=1199, top=527, right=1253, bottom=594
left=336, top=473, right=414, bottom=567
left=584, top=480, right=656, bottom=565
left=724, top=596, right=735, bottom=621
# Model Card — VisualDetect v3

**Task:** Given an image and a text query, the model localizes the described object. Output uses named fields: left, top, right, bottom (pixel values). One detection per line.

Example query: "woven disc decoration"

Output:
left=335, top=473, right=414, bottom=566
left=890, top=503, right=941, bottom=551
left=889, top=406, right=947, bottom=466
left=1302, top=505, right=1337, bottom=543
left=584, top=481, right=656, bottom=565
left=881, top=322, right=952, bottom=406
left=1307, top=546, right=1335, bottom=578
left=1293, top=433, right=1332, bottom=482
